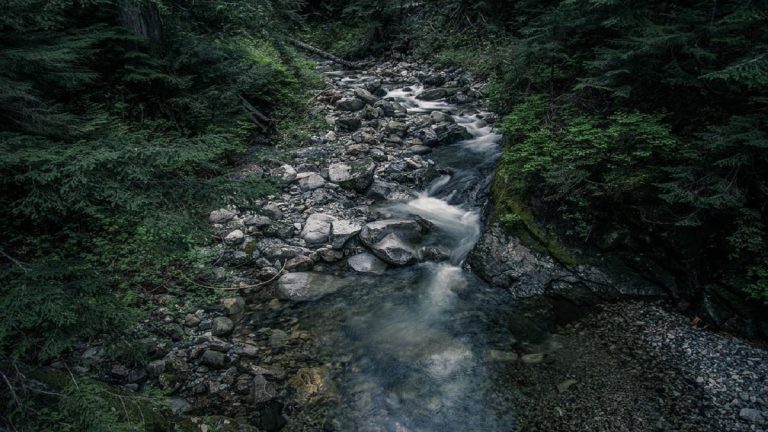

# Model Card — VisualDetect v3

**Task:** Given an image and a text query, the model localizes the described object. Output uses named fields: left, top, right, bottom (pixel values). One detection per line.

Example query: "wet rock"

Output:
left=297, top=172, right=325, bottom=191
left=417, top=88, right=447, bottom=101
left=360, top=219, right=426, bottom=244
left=557, top=379, right=578, bottom=393
left=201, top=350, right=227, bottom=368
left=276, top=272, right=345, bottom=302
left=430, top=111, right=454, bottom=123
left=433, top=123, right=472, bottom=145
left=348, top=253, right=387, bottom=274
left=300, top=213, right=336, bottom=245
left=209, top=208, right=236, bottom=224
left=353, top=87, right=378, bottom=105
left=289, top=366, right=334, bottom=405
left=221, top=297, right=245, bottom=315
left=212, top=316, right=234, bottom=336
left=252, top=374, right=277, bottom=404
left=336, top=97, right=365, bottom=111
left=363, top=232, right=417, bottom=266
left=408, top=145, right=432, bottom=155
left=328, top=161, right=376, bottom=192
left=257, top=238, right=309, bottom=261
left=739, top=408, right=765, bottom=424
left=331, top=219, right=362, bottom=249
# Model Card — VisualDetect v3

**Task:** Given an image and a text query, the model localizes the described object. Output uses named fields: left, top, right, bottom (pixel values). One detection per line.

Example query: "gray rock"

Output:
left=328, top=161, right=376, bottom=192
left=336, top=97, right=365, bottom=111
left=408, top=145, right=432, bottom=155
left=212, top=316, right=234, bottom=336
left=311, top=247, right=343, bottom=263
left=252, top=375, right=277, bottom=404
left=209, top=209, right=236, bottom=224
left=276, top=272, right=345, bottom=301
left=224, top=229, right=244, bottom=245
left=244, top=215, right=272, bottom=227
left=336, top=117, right=362, bottom=131
left=201, top=350, right=226, bottom=368
left=285, top=255, right=313, bottom=271
left=257, top=238, right=309, bottom=260
left=430, top=111, right=454, bottom=123
left=271, top=164, right=297, bottom=182
left=521, top=353, right=544, bottom=364
left=300, top=213, right=336, bottom=245
left=359, top=219, right=426, bottom=244
left=417, top=88, right=447, bottom=101
left=269, top=329, right=288, bottom=348
left=353, top=87, right=378, bottom=105
left=363, top=232, right=418, bottom=266
left=147, top=359, right=166, bottom=378
left=168, top=397, right=193, bottom=415
left=433, top=123, right=472, bottom=145
left=348, top=253, right=387, bottom=274
left=331, top=219, right=362, bottom=249
left=739, top=408, right=766, bottom=424
left=262, top=203, right=283, bottom=219
left=297, top=172, right=326, bottom=191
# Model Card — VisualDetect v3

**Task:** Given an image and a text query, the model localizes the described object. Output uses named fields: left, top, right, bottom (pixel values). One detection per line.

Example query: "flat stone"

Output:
left=276, top=272, right=345, bottom=302
left=365, top=232, right=417, bottom=266
left=328, top=161, right=376, bottom=192
left=417, top=88, right=447, bottom=101
left=243, top=215, right=272, bottom=227
left=331, top=219, right=362, bottom=249
left=348, top=253, right=387, bottom=274
left=484, top=350, right=518, bottom=362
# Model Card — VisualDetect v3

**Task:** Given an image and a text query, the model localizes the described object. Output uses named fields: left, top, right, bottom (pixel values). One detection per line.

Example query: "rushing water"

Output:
left=260, top=78, right=560, bottom=431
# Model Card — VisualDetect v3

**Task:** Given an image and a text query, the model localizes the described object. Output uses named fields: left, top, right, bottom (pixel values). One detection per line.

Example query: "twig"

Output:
left=0, top=249, right=29, bottom=272
left=1, top=370, right=20, bottom=407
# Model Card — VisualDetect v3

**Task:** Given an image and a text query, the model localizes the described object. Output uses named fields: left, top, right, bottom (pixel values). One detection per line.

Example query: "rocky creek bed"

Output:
left=44, top=58, right=768, bottom=431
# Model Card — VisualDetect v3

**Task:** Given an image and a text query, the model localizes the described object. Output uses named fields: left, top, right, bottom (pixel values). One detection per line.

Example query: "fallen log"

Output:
left=287, top=38, right=361, bottom=69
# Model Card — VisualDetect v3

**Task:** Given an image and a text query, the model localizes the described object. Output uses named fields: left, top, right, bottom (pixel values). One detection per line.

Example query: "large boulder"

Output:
left=276, top=272, right=345, bottom=301
left=433, top=123, right=472, bottom=145
left=328, top=161, right=376, bottom=192
left=300, top=213, right=336, bottom=246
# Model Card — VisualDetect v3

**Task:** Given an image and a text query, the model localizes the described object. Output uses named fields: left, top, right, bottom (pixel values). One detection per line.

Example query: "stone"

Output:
left=557, top=379, right=578, bottom=393
left=739, top=408, right=765, bottom=424
left=257, top=238, right=309, bottom=261
left=262, top=203, right=283, bottom=219
left=224, top=230, right=245, bottom=245
left=244, top=215, right=272, bottom=227
left=252, top=375, right=277, bottom=404
left=335, top=117, right=362, bottom=131
left=353, top=87, right=378, bottom=105
left=521, top=353, right=544, bottom=364
left=285, top=255, right=313, bottom=271
left=433, top=123, right=472, bottom=145
left=212, top=316, right=234, bottom=336
left=221, top=297, right=245, bottom=315
left=417, top=88, right=447, bottom=101
left=408, top=145, right=432, bottom=155
left=201, top=350, right=226, bottom=368
left=363, top=232, right=417, bottom=266
left=147, top=359, right=166, bottom=377
left=167, top=397, right=192, bottom=415
left=430, top=110, right=454, bottom=123
left=348, top=253, right=387, bottom=274
left=271, top=164, right=297, bottom=182
left=359, top=219, right=426, bottom=244
left=311, top=247, right=343, bottom=263
left=328, top=161, right=376, bottom=192
left=331, top=219, right=362, bottom=249
left=386, top=121, right=408, bottom=136
left=325, top=130, right=337, bottom=141
left=209, top=209, right=236, bottom=224
left=269, top=329, right=288, bottom=348
left=297, top=172, right=325, bottom=191
left=276, top=272, right=345, bottom=302
left=336, top=97, right=365, bottom=111
left=300, top=213, right=336, bottom=245
left=484, top=350, right=518, bottom=362
left=289, top=366, right=332, bottom=405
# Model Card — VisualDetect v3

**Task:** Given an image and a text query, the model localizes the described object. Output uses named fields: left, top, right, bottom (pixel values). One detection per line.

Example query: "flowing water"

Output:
left=259, top=79, right=562, bottom=431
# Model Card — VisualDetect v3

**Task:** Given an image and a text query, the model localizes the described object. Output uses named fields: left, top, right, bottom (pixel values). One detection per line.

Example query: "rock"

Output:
left=224, top=230, right=244, bottom=245
left=521, top=353, right=544, bottom=364
left=353, top=87, right=378, bottom=105
left=300, top=213, right=336, bottom=246
left=147, top=360, right=166, bottom=378
left=311, top=247, right=343, bottom=263
left=408, top=145, right=432, bottom=155
left=328, top=161, right=376, bottom=192
left=262, top=203, right=283, bottom=219
left=276, top=272, right=345, bottom=301
left=252, top=375, right=277, bottom=404
left=257, top=238, right=309, bottom=261
left=335, top=117, right=362, bottom=131
left=297, top=172, right=325, bottom=191
left=221, top=297, right=245, bottom=315
left=325, top=130, right=337, bottom=142
left=212, top=316, right=234, bottom=336
left=363, top=232, right=417, bottom=266
left=348, top=253, right=387, bottom=274
left=386, top=121, right=408, bottom=137
left=271, top=164, right=297, bottom=182
left=289, top=366, right=333, bottom=405
left=739, top=408, right=766, bottom=424
left=557, top=379, right=578, bottom=393
left=201, top=350, right=227, bottom=369
left=360, top=219, right=426, bottom=244
left=167, top=397, right=192, bottom=415
left=484, top=350, right=519, bottom=362
left=336, top=97, right=365, bottom=111
left=209, top=209, right=236, bottom=224
left=244, top=215, right=272, bottom=227
left=81, top=346, right=106, bottom=362
left=269, top=329, right=288, bottom=348
left=419, top=245, right=450, bottom=262
left=285, top=255, right=313, bottom=271
left=331, top=219, right=362, bottom=249
left=433, top=123, right=472, bottom=145
left=423, top=74, right=445, bottom=86
left=417, top=88, right=447, bottom=101
left=430, top=111, right=454, bottom=123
